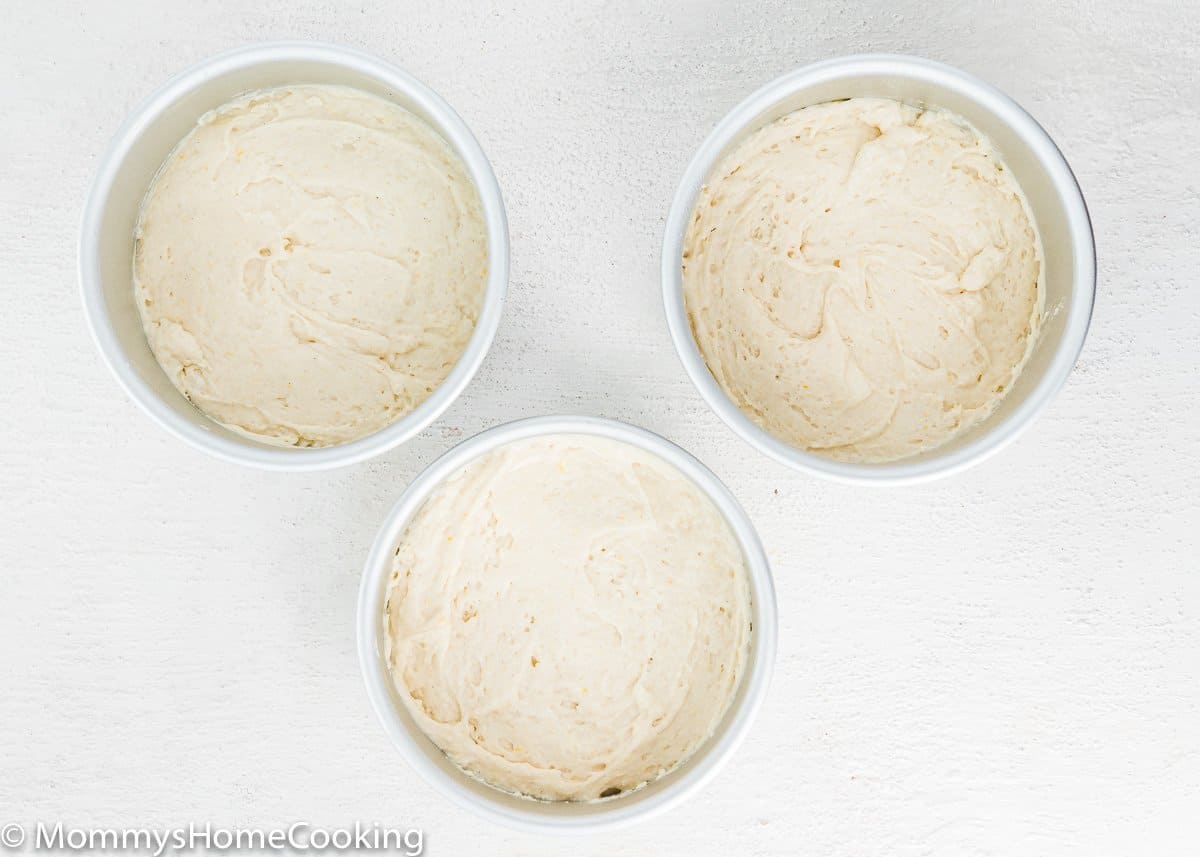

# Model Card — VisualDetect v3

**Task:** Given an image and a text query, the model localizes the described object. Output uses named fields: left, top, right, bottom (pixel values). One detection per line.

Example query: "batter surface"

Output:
left=135, top=84, right=487, bottom=447
left=683, top=97, right=1043, bottom=463
left=383, top=434, right=752, bottom=801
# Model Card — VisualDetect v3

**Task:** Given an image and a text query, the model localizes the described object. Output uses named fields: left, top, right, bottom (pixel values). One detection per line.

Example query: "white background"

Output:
left=2, top=1, right=1198, bottom=855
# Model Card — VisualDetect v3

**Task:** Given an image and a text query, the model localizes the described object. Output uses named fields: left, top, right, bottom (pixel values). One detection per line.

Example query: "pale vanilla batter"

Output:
left=134, top=85, right=487, bottom=447
left=683, top=97, right=1043, bottom=463
left=384, top=434, right=752, bottom=801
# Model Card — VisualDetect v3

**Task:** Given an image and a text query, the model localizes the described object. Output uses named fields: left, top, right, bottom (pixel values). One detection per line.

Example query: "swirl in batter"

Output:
left=384, top=435, right=752, bottom=801
left=683, top=97, right=1043, bottom=463
left=135, top=85, right=487, bottom=447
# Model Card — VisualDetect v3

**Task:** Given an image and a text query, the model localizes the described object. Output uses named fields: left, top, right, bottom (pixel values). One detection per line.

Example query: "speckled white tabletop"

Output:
left=2, top=1, right=1198, bottom=855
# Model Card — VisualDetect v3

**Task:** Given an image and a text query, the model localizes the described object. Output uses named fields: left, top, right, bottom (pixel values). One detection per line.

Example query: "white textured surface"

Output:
left=2, top=1, right=1198, bottom=855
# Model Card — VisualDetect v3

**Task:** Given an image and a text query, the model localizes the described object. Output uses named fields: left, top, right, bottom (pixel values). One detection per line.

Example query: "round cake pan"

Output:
left=357, top=415, right=777, bottom=833
left=80, top=41, right=509, bottom=470
left=662, top=54, right=1096, bottom=485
